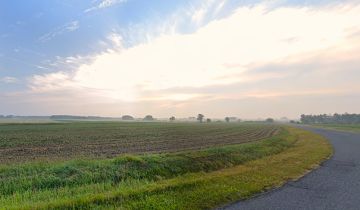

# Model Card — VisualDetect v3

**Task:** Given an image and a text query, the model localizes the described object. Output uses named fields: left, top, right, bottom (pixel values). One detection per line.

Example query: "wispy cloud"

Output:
left=84, top=0, right=127, bottom=13
left=0, top=76, right=18, bottom=84
left=112, top=0, right=236, bottom=49
left=38, top=54, right=94, bottom=72
left=38, top=21, right=80, bottom=42
left=191, top=0, right=228, bottom=25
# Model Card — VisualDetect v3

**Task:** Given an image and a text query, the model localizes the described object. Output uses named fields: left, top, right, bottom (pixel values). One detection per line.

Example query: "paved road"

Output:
left=220, top=127, right=360, bottom=210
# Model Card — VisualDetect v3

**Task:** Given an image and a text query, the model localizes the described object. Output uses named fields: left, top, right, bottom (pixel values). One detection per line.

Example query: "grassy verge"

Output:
left=0, top=127, right=331, bottom=209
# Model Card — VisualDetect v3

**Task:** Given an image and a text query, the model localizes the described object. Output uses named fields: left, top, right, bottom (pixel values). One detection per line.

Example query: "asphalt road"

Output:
left=220, top=127, right=360, bottom=210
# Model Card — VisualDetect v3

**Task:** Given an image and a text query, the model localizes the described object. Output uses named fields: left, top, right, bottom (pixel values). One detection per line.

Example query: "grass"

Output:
left=0, top=122, right=278, bottom=163
left=311, top=123, right=360, bottom=132
left=0, top=126, right=332, bottom=209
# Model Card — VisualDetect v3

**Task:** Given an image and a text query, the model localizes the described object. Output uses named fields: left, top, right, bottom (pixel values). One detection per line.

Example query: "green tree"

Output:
left=265, top=118, right=274, bottom=123
left=143, top=115, right=154, bottom=121
left=122, top=115, right=134, bottom=120
left=197, top=114, right=204, bottom=123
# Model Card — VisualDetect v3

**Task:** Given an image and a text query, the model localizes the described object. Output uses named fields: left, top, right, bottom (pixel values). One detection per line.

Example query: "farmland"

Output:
left=0, top=122, right=278, bottom=163
left=0, top=122, right=331, bottom=209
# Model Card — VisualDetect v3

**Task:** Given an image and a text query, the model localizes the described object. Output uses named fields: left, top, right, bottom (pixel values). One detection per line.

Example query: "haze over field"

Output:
left=1, top=0, right=360, bottom=118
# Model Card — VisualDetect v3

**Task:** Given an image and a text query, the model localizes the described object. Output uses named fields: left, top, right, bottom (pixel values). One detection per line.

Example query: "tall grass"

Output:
left=0, top=128, right=291, bottom=197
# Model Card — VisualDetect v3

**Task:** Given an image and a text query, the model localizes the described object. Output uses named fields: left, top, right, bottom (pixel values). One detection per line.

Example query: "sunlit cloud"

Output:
left=31, top=3, right=360, bottom=99
left=0, top=1, right=355, bottom=117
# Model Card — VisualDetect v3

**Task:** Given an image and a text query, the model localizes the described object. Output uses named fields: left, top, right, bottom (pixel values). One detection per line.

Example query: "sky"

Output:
left=0, top=0, right=360, bottom=119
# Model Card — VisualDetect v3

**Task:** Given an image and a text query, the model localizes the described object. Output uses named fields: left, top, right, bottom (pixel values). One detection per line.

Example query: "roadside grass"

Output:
left=311, top=124, right=360, bottom=133
left=0, top=126, right=331, bottom=209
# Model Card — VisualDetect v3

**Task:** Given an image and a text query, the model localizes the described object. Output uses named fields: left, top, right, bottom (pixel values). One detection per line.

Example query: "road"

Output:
left=220, top=127, right=360, bottom=210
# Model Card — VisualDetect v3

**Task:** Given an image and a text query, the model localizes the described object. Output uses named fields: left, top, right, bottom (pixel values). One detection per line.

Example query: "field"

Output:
left=312, top=123, right=360, bottom=132
left=0, top=122, right=278, bottom=164
left=0, top=122, right=331, bottom=209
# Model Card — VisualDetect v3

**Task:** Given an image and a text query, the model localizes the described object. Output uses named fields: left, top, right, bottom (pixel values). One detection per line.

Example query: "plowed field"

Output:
left=0, top=122, right=279, bottom=163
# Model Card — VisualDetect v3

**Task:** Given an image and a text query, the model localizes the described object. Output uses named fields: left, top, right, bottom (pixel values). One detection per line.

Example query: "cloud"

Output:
left=39, top=54, right=94, bottom=72
left=84, top=0, right=127, bottom=13
left=107, top=33, right=124, bottom=49
left=191, top=7, right=207, bottom=24
left=191, top=0, right=228, bottom=25
left=14, top=2, right=360, bottom=117
left=38, top=21, right=79, bottom=42
left=113, top=0, right=237, bottom=47
left=0, top=77, right=18, bottom=84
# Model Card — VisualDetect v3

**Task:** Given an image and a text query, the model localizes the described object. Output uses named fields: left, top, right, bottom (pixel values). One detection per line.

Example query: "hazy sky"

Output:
left=1, top=0, right=360, bottom=119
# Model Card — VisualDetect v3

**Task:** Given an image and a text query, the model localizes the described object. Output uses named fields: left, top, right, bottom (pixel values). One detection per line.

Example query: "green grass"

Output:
left=0, top=126, right=332, bottom=209
left=311, top=123, right=360, bottom=132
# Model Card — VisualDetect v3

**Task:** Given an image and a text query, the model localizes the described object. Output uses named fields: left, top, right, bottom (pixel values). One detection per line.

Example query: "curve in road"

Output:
left=220, top=127, right=360, bottom=210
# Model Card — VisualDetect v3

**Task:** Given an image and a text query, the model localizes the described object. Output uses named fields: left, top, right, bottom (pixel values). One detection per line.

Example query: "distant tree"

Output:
left=289, top=120, right=296, bottom=124
left=50, top=115, right=95, bottom=120
left=225, top=117, right=230, bottom=123
left=122, top=115, right=134, bottom=120
left=143, top=115, right=154, bottom=121
left=197, top=114, right=204, bottom=123
left=206, top=118, right=211, bottom=123
left=300, top=113, right=360, bottom=124
left=169, top=116, right=175, bottom=122
left=265, top=118, right=274, bottom=123
left=188, top=117, right=196, bottom=121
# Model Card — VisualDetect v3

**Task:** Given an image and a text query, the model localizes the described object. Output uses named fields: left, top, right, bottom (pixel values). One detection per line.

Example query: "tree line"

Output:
left=300, top=113, right=360, bottom=124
